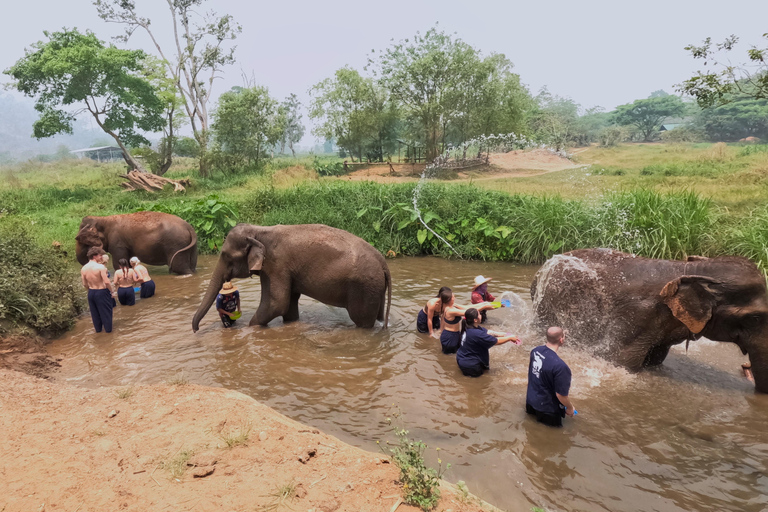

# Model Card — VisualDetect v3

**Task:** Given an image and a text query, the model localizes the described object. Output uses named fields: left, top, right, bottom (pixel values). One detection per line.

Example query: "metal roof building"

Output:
left=69, top=146, right=125, bottom=162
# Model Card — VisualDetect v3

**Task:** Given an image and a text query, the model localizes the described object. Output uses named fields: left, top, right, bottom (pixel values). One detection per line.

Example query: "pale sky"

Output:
left=2, top=0, right=767, bottom=142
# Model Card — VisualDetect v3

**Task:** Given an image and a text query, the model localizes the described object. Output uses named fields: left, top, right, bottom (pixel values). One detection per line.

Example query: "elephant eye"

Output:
left=742, top=314, right=765, bottom=328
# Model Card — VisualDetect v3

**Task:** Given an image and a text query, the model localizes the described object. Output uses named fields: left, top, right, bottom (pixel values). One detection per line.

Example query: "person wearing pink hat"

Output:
left=471, top=275, right=496, bottom=323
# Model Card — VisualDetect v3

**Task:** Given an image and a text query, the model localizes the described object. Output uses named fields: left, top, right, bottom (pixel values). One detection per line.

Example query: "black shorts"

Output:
left=458, top=362, right=488, bottom=377
left=417, top=309, right=440, bottom=333
left=526, top=403, right=563, bottom=428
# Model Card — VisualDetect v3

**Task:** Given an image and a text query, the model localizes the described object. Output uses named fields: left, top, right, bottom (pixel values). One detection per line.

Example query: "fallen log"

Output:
left=120, top=170, right=191, bottom=193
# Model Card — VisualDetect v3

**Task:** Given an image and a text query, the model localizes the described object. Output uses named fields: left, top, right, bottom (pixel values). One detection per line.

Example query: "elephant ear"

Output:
left=246, top=236, right=266, bottom=272
left=660, top=275, right=719, bottom=334
left=76, top=225, right=103, bottom=247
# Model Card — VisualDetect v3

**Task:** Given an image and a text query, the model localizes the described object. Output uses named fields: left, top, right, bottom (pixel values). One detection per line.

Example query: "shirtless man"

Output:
left=81, top=247, right=116, bottom=333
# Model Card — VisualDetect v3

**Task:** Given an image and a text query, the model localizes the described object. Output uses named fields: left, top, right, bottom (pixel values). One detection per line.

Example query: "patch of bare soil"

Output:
left=484, top=148, right=583, bottom=178
left=0, top=335, right=60, bottom=379
left=343, top=163, right=427, bottom=183
left=0, top=368, right=508, bottom=512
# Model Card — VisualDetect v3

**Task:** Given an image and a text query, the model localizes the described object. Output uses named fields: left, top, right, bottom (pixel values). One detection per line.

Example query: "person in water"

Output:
left=417, top=287, right=452, bottom=337
left=471, top=275, right=496, bottom=323
left=526, top=326, right=575, bottom=427
left=114, top=258, right=139, bottom=306
left=456, top=308, right=520, bottom=377
left=440, top=291, right=493, bottom=354
left=216, top=281, right=241, bottom=328
left=101, top=254, right=117, bottom=308
left=130, top=257, right=155, bottom=298
left=80, top=247, right=116, bottom=333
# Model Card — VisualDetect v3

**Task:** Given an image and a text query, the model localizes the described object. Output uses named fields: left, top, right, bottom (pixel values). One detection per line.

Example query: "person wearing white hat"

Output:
left=471, top=275, right=496, bottom=323
left=216, top=281, right=241, bottom=328
left=130, top=257, right=155, bottom=298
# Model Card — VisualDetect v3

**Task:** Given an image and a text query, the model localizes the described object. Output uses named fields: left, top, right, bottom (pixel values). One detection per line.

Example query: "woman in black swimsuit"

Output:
left=440, top=292, right=493, bottom=354
left=417, top=287, right=452, bottom=336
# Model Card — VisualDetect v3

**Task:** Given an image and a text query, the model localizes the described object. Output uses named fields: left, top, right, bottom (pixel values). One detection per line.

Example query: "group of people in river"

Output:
left=80, top=247, right=155, bottom=333
left=417, top=276, right=576, bottom=427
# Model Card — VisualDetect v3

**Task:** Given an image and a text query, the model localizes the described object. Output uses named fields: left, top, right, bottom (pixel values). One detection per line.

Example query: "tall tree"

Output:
left=680, top=33, right=768, bottom=107
left=370, top=26, right=483, bottom=161
left=280, top=94, right=305, bottom=157
left=4, top=28, right=164, bottom=171
left=141, top=55, right=185, bottom=175
left=212, top=86, right=279, bottom=169
left=613, top=95, right=686, bottom=142
left=95, top=0, right=242, bottom=176
left=530, top=89, right=581, bottom=150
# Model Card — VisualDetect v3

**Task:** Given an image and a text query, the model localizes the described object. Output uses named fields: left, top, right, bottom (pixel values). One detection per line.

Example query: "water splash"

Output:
left=411, top=155, right=461, bottom=257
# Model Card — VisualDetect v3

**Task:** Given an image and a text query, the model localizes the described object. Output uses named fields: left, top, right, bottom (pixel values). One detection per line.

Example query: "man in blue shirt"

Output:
left=216, top=281, right=241, bottom=328
left=526, top=326, right=575, bottom=427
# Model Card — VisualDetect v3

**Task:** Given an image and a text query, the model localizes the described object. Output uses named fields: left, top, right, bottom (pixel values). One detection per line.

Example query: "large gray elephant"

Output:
left=531, top=248, right=768, bottom=393
left=76, top=211, right=197, bottom=274
left=192, top=223, right=391, bottom=330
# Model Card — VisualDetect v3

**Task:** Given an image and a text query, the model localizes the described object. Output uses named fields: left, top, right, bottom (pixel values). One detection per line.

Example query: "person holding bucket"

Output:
left=216, top=281, right=241, bottom=328
left=471, top=275, right=497, bottom=323
left=130, top=257, right=155, bottom=298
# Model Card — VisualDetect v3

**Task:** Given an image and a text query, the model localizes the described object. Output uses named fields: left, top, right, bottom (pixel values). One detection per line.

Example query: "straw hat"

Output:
left=219, top=281, right=238, bottom=295
left=472, top=275, right=492, bottom=289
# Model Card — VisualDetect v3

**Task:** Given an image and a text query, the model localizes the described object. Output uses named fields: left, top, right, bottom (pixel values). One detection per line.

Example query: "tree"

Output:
left=370, top=26, right=484, bottom=161
left=4, top=28, right=164, bottom=171
left=95, top=0, right=242, bottom=176
left=680, top=33, right=768, bottom=107
left=692, top=95, right=768, bottom=141
left=174, top=136, right=200, bottom=157
left=211, top=86, right=279, bottom=170
left=279, top=94, right=305, bottom=157
left=140, top=55, right=185, bottom=175
left=612, top=95, right=686, bottom=142
left=530, top=89, right=581, bottom=150
left=310, top=67, right=395, bottom=161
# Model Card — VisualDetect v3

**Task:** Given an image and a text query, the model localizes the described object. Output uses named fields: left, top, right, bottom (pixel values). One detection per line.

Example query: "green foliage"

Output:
left=142, top=195, right=238, bottom=253
left=739, top=144, right=768, bottom=156
left=613, top=95, right=687, bottom=141
left=660, top=125, right=705, bottom=143
left=0, top=227, right=85, bottom=334
left=174, top=137, right=200, bottom=158
left=238, top=181, right=715, bottom=264
left=4, top=28, right=165, bottom=169
left=380, top=413, right=448, bottom=511
left=693, top=96, right=768, bottom=141
left=312, top=157, right=345, bottom=176
left=276, top=94, right=305, bottom=156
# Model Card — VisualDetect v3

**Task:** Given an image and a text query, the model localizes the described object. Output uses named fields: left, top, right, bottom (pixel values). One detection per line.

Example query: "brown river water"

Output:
left=51, top=256, right=768, bottom=512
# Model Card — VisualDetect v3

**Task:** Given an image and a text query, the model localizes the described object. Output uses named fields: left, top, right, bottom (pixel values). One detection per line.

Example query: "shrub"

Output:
left=598, top=126, right=628, bottom=146
left=660, top=126, right=705, bottom=143
left=141, top=194, right=238, bottom=253
left=0, top=227, right=85, bottom=334
left=312, top=157, right=345, bottom=176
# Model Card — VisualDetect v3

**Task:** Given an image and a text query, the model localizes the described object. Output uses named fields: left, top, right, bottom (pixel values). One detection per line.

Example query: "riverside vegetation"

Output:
left=3, top=143, right=768, bottom=336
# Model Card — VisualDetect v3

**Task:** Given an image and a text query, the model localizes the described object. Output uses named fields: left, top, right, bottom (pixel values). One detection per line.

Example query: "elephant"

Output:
left=75, top=211, right=197, bottom=275
left=192, top=223, right=392, bottom=330
left=531, top=248, right=768, bottom=393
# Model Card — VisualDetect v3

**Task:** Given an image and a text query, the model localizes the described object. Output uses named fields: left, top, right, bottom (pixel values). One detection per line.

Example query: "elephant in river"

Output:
left=531, top=248, right=768, bottom=393
left=192, top=223, right=392, bottom=330
left=75, top=212, right=197, bottom=275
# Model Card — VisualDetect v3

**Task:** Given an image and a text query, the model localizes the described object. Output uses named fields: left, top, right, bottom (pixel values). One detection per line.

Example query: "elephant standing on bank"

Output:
left=192, top=224, right=391, bottom=330
left=532, top=248, right=768, bottom=393
left=76, top=212, right=197, bottom=275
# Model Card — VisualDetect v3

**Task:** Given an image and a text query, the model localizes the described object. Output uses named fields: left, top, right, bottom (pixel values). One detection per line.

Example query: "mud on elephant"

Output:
left=532, top=248, right=768, bottom=393
left=75, top=211, right=197, bottom=275
left=192, top=224, right=391, bottom=330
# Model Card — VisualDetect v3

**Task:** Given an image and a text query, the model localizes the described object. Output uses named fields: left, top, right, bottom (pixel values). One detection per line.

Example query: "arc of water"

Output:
left=412, top=160, right=461, bottom=258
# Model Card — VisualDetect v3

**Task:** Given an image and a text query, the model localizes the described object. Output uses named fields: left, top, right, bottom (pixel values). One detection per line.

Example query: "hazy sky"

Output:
left=2, top=0, right=767, bottom=141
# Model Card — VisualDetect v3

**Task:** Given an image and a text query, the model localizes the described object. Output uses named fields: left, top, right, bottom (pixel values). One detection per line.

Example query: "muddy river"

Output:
left=51, top=256, right=768, bottom=511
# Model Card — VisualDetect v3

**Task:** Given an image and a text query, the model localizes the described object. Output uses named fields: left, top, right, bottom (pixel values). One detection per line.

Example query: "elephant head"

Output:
left=660, top=270, right=768, bottom=393
left=75, top=220, right=107, bottom=265
left=192, top=224, right=265, bottom=332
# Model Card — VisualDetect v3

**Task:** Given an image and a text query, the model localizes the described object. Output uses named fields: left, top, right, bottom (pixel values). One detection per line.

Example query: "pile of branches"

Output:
left=120, top=170, right=191, bottom=193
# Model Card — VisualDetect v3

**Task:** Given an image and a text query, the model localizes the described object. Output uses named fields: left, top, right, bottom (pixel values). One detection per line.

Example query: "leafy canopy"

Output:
left=612, top=95, right=686, bottom=141
left=4, top=28, right=164, bottom=149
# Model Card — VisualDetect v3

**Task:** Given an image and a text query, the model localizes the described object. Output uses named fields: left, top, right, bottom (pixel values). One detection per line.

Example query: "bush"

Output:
left=660, top=126, right=705, bottom=143
left=141, top=195, right=238, bottom=253
left=312, top=157, right=345, bottom=176
left=0, top=228, right=85, bottom=334
left=598, top=126, right=628, bottom=146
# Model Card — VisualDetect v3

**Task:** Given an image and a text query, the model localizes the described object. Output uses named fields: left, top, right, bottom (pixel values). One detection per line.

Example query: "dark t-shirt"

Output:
left=216, top=291, right=239, bottom=315
left=456, top=326, right=498, bottom=369
left=526, top=346, right=571, bottom=416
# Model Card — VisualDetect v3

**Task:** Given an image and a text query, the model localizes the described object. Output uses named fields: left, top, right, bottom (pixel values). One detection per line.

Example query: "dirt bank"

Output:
left=0, top=335, right=61, bottom=379
left=0, top=364, right=506, bottom=512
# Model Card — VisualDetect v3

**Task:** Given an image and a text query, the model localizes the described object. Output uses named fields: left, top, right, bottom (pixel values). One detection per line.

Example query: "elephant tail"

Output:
left=169, top=226, right=198, bottom=273
left=383, top=266, right=392, bottom=329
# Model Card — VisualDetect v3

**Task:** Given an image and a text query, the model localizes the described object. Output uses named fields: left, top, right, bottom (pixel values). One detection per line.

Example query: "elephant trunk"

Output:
left=192, top=261, right=228, bottom=332
left=748, top=348, right=768, bottom=394
left=75, top=242, right=88, bottom=265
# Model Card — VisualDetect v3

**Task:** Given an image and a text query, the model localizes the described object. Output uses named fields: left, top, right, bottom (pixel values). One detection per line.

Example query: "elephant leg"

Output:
left=109, top=247, right=130, bottom=270
left=283, top=292, right=301, bottom=323
left=346, top=287, right=378, bottom=328
left=250, top=276, right=291, bottom=326
left=643, top=345, right=671, bottom=368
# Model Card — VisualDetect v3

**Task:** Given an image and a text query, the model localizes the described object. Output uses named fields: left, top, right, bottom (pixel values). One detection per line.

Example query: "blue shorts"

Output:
left=440, top=330, right=463, bottom=354
left=417, top=309, right=440, bottom=333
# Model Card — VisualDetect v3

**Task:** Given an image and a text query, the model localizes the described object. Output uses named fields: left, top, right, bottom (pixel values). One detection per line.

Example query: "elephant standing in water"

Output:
left=532, top=248, right=768, bottom=393
left=76, top=212, right=197, bottom=275
left=192, top=224, right=391, bottom=330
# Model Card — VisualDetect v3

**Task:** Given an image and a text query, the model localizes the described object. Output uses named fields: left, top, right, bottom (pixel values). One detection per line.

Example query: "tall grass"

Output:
left=238, top=182, right=716, bottom=264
